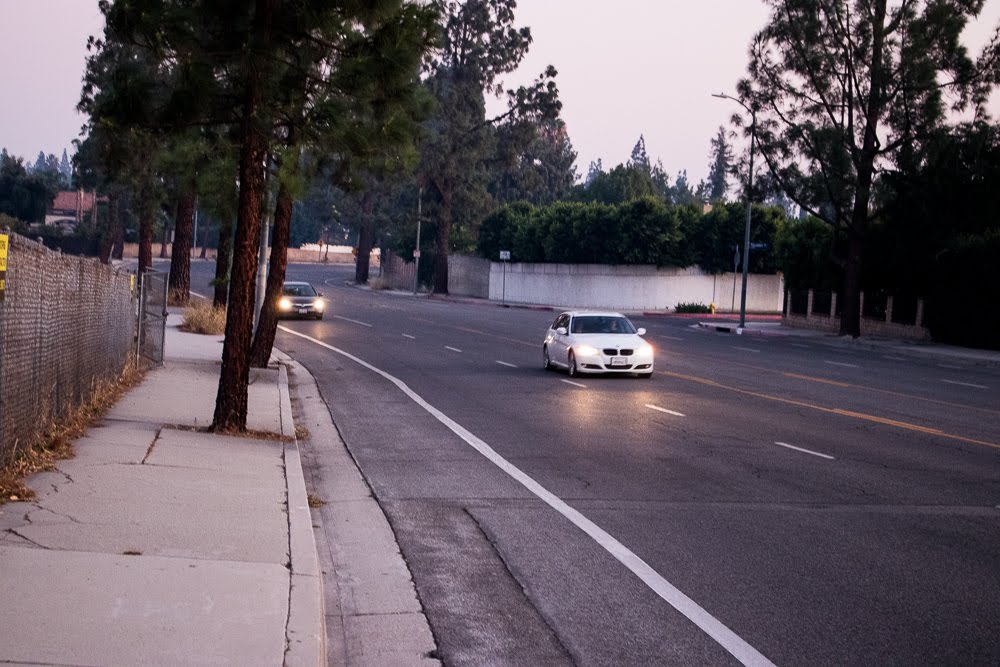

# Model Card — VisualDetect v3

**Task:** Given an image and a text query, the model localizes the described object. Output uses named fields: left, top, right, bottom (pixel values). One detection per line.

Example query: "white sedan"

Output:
left=542, top=311, right=654, bottom=378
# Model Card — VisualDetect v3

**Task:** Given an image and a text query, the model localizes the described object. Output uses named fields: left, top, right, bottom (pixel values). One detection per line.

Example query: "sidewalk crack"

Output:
left=6, top=528, right=52, bottom=549
left=141, top=427, right=163, bottom=464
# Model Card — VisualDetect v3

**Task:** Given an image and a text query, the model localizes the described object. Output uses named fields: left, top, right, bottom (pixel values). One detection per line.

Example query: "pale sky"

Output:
left=1, top=1, right=998, bottom=184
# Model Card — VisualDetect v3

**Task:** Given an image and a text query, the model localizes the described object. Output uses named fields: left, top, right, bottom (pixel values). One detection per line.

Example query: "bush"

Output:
left=675, top=302, right=712, bottom=314
left=180, top=301, right=226, bottom=335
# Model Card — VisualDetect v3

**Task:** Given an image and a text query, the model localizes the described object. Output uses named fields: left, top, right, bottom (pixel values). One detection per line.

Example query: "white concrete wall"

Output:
left=448, top=255, right=490, bottom=298
left=482, top=262, right=785, bottom=313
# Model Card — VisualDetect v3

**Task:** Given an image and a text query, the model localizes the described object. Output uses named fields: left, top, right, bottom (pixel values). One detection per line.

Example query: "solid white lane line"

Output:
left=645, top=404, right=686, bottom=417
left=774, top=441, right=835, bottom=460
left=496, top=361, right=517, bottom=368
left=824, top=360, right=859, bottom=368
left=402, top=334, right=416, bottom=339
left=278, top=325, right=776, bottom=667
left=883, top=356, right=905, bottom=361
left=941, top=379, right=989, bottom=390
left=334, top=315, right=373, bottom=328
left=445, top=346, right=462, bottom=353
left=191, top=290, right=208, bottom=299
left=937, top=364, right=962, bottom=370
left=791, top=343, right=810, bottom=349
left=733, top=346, right=760, bottom=353
left=561, top=379, right=587, bottom=388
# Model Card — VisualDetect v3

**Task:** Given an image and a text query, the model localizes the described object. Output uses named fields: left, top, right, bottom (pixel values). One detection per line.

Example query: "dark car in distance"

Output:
left=278, top=281, right=325, bottom=320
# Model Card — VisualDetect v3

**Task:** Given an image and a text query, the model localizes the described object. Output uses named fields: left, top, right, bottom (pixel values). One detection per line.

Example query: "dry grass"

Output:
left=0, top=361, right=145, bottom=504
left=368, top=277, right=392, bottom=291
left=179, top=301, right=227, bottom=335
left=307, top=494, right=326, bottom=508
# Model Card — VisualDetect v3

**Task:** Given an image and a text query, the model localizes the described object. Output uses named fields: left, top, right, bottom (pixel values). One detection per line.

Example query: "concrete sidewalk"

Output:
left=0, top=315, right=324, bottom=666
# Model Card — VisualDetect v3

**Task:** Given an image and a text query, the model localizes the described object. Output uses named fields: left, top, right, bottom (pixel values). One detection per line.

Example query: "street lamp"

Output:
left=712, top=92, right=756, bottom=329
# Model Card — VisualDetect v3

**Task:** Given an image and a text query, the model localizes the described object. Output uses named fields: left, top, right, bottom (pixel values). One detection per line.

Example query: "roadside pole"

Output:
left=413, top=187, right=422, bottom=294
left=499, top=250, right=510, bottom=305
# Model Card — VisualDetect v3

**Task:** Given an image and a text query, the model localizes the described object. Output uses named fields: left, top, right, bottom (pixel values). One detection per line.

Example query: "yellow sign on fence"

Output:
left=0, top=233, right=8, bottom=272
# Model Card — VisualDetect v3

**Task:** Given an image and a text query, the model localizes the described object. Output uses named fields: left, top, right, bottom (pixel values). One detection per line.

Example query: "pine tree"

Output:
left=60, top=149, right=73, bottom=187
left=707, top=126, right=732, bottom=203
left=585, top=159, right=604, bottom=185
left=628, top=135, right=650, bottom=174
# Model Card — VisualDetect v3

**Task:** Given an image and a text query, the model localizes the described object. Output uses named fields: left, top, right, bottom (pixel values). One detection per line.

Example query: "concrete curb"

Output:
left=277, top=362, right=326, bottom=666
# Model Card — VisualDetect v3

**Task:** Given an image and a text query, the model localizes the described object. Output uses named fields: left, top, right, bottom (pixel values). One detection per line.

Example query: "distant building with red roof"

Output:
left=46, top=189, right=101, bottom=228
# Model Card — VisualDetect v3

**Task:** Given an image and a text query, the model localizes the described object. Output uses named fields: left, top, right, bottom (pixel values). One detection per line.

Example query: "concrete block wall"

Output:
left=475, top=260, right=784, bottom=312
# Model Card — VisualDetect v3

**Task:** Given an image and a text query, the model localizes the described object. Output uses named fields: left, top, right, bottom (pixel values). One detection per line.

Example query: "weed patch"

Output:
left=0, top=361, right=144, bottom=504
left=179, top=301, right=226, bottom=335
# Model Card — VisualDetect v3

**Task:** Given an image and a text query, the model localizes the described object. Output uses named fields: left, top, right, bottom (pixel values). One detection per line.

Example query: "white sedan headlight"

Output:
left=576, top=344, right=601, bottom=357
left=278, top=297, right=292, bottom=311
left=313, top=299, right=324, bottom=312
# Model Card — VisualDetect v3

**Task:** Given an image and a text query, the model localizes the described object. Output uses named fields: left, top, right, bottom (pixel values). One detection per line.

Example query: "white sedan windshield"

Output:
left=570, top=316, right=636, bottom=334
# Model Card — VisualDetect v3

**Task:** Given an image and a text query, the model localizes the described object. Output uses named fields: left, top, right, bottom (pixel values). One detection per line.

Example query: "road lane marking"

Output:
left=824, top=360, right=859, bottom=368
left=645, top=404, right=685, bottom=417
left=791, top=343, right=810, bottom=349
left=334, top=315, right=373, bottom=327
left=883, top=356, right=906, bottom=361
left=402, top=334, right=416, bottom=339
left=941, top=379, right=989, bottom=390
left=660, top=369, right=1000, bottom=450
left=774, top=441, right=835, bottom=460
left=660, top=335, right=684, bottom=341
left=496, top=361, right=517, bottom=368
left=938, top=364, right=962, bottom=370
left=445, top=346, right=462, bottom=353
left=561, top=379, right=587, bottom=388
left=278, top=325, right=777, bottom=667
left=733, top=346, right=760, bottom=353
left=782, top=372, right=851, bottom=388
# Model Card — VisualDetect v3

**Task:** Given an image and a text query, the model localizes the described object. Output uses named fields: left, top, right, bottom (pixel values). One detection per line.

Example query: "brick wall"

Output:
left=0, top=233, right=135, bottom=467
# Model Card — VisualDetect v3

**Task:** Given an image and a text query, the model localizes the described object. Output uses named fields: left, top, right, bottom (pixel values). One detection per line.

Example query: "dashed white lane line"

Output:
left=937, top=364, right=962, bottom=370
left=883, top=356, right=906, bottom=361
left=496, top=360, right=517, bottom=368
left=334, top=315, right=373, bottom=327
left=561, top=379, right=587, bottom=388
left=445, top=346, right=462, bottom=353
left=941, top=379, right=989, bottom=390
left=277, top=325, right=776, bottom=667
left=791, top=343, right=810, bottom=349
left=402, top=334, right=416, bottom=339
left=645, top=404, right=686, bottom=417
left=660, top=335, right=684, bottom=341
left=824, top=360, right=859, bottom=368
left=774, top=441, right=835, bottom=460
left=733, top=346, right=760, bottom=353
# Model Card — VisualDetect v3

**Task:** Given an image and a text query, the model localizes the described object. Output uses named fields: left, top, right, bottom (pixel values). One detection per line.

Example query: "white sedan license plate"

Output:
left=610, top=356, right=627, bottom=367
left=298, top=307, right=309, bottom=313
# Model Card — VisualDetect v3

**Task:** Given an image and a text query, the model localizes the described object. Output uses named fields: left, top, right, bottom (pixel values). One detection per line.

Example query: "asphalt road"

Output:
left=191, top=260, right=1000, bottom=666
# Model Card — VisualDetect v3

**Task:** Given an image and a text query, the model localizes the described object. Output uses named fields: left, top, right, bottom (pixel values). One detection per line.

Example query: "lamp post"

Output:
left=712, top=92, right=756, bottom=329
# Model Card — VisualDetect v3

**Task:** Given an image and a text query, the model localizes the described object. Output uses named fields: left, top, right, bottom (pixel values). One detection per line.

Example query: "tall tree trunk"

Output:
left=212, top=0, right=275, bottom=432
left=99, top=193, right=119, bottom=264
left=112, top=193, right=125, bottom=260
left=200, top=219, right=209, bottom=259
left=137, top=178, right=155, bottom=274
left=433, top=179, right=452, bottom=294
left=159, top=221, right=170, bottom=258
left=168, top=189, right=195, bottom=304
left=355, top=190, right=374, bottom=284
left=213, top=219, right=233, bottom=308
left=840, top=0, right=887, bottom=339
left=249, top=178, right=293, bottom=367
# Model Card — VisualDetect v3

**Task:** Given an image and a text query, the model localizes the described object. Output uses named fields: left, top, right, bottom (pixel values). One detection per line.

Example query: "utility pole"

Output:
left=414, top=186, right=422, bottom=294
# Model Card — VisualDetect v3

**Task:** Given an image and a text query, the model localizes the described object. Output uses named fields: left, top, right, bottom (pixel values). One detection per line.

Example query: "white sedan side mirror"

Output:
left=555, top=327, right=568, bottom=335
left=637, top=328, right=647, bottom=335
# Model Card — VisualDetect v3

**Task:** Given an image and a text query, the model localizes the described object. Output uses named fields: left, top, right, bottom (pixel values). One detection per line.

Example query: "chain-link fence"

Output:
left=0, top=232, right=135, bottom=468
left=137, top=269, right=168, bottom=365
